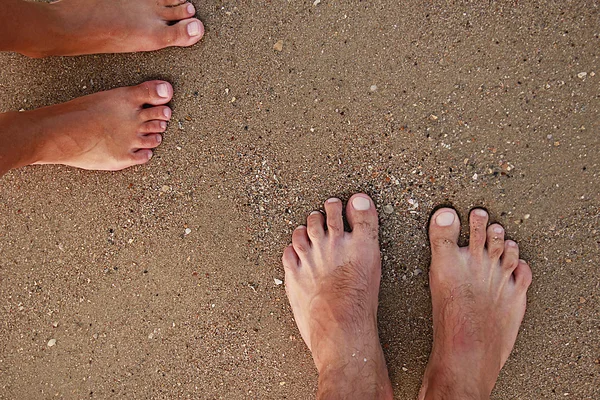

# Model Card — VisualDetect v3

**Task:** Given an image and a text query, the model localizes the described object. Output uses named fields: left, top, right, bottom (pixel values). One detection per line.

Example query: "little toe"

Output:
left=139, top=106, right=171, bottom=122
left=140, top=120, right=168, bottom=134
left=501, top=240, right=520, bottom=272
left=468, top=208, right=489, bottom=255
left=162, top=18, right=204, bottom=48
left=512, top=259, right=533, bottom=289
left=137, top=134, right=163, bottom=149
left=487, top=224, right=505, bottom=260
left=282, top=245, right=300, bottom=271
left=324, top=198, right=344, bottom=238
left=306, top=211, right=325, bottom=240
left=292, top=226, right=311, bottom=255
left=161, top=2, right=196, bottom=22
left=132, top=81, right=173, bottom=105
left=345, top=193, right=379, bottom=241
left=428, top=207, right=460, bottom=255
left=130, top=149, right=153, bottom=165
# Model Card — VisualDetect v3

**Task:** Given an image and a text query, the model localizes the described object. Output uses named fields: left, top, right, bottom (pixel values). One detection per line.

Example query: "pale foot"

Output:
left=19, top=0, right=204, bottom=57
left=0, top=80, right=173, bottom=175
left=419, top=208, right=533, bottom=400
left=282, top=194, right=393, bottom=400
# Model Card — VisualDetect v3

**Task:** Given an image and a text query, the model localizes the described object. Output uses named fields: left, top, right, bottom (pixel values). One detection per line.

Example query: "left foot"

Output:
left=20, top=0, right=204, bottom=57
left=282, top=194, right=393, bottom=399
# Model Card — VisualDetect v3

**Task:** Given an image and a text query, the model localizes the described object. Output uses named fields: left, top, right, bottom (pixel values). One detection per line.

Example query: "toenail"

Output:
left=507, top=240, right=517, bottom=247
left=473, top=209, right=488, bottom=217
left=187, top=21, right=201, bottom=37
left=493, top=226, right=504, bottom=234
left=163, top=108, right=171, bottom=119
left=159, top=121, right=167, bottom=129
left=156, top=135, right=162, bottom=143
left=310, top=211, right=321, bottom=216
left=326, top=198, right=340, bottom=203
left=157, top=83, right=169, bottom=98
left=187, top=4, right=195, bottom=14
left=435, top=211, right=455, bottom=226
left=352, top=196, right=371, bottom=211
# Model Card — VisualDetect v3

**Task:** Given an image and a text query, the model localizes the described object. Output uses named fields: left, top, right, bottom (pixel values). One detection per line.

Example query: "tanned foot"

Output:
left=20, top=0, right=204, bottom=57
left=419, top=208, right=533, bottom=400
left=282, top=194, right=393, bottom=400
left=0, top=80, right=173, bottom=175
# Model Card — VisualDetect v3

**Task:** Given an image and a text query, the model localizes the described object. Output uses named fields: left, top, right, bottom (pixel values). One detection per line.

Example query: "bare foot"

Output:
left=419, top=208, right=533, bottom=400
left=282, top=194, right=393, bottom=399
left=20, top=0, right=204, bottom=57
left=0, top=80, right=173, bottom=175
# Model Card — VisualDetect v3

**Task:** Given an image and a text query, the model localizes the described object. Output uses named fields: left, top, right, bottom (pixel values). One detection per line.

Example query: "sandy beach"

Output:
left=0, top=1, right=598, bottom=398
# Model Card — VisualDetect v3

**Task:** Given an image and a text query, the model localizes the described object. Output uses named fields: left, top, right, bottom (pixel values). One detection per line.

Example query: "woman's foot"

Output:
left=0, top=80, right=173, bottom=175
left=282, top=194, right=393, bottom=399
left=12, top=0, right=204, bottom=57
left=419, top=208, right=533, bottom=400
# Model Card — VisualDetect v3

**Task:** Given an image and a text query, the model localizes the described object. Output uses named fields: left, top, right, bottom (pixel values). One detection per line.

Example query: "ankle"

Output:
left=9, top=3, right=64, bottom=58
left=317, top=354, right=393, bottom=400
left=418, top=359, right=491, bottom=400
left=0, top=111, right=46, bottom=175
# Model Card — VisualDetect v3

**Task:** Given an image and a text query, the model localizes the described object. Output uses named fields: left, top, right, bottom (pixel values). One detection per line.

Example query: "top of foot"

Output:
left=420, top=208, right=533, bottom=400
left=282, top=194, right=393, bottom=399
left=27, top=0, right=204, bottom=57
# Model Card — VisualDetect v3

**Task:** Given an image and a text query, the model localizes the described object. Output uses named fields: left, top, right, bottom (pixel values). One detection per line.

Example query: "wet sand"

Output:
left=0, top=1, right=598, bottom=398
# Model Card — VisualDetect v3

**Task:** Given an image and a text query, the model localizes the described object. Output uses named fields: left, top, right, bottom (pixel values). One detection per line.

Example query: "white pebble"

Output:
left=184, top=228, right=192, bottom=235
left=370, top=84, right=378, bottom=92
left=472, top=173, right=478, bottom=180
left=47, top=339, right=56, bottom=347
left=577, top=72, right=587, bottom=79
left=274, top=278, right=283, bottom=286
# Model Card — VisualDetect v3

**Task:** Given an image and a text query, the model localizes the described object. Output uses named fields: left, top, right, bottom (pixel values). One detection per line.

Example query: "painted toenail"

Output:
left=163, top=108, right=171, bottom=119
left=474, top=209, right=488, bottom=217
left=436, top=211, right=455, bottom=226
left=326, top=198, right=340, bottom=203
left=493, top=226, right=504, bottom=234
left=187, top=4, right=195, bottom=14
left=352, top=196, right=371, bottom=211
left=187, top=21, right=201, bottom=37
left=157, top=83, right=169, bottom=98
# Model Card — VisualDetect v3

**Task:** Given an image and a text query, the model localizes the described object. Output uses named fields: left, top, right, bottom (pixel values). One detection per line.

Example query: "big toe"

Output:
left=345, top=194, right=379, bottom=241
left=132, top=80, right=173, bottom=105
left=429, top=208, right=461, bottom=256
left=160, top=18, right=204, bottom=48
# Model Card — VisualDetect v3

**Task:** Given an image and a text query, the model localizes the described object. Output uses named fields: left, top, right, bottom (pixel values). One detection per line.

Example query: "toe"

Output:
left=500, top=240, right=520, bottom=272
left=282, top=245, right=300, bottom=270
left=161, top=2, right=196, bottom=21
left=486, top=223, right=505, bottom=260
left=324, top=198, right=344, bottom=238
left=132, top=81, right=173, bottom=105
left=140, top=120, right=168, bottom=134
left=306, top=211, right=325, bottom=240
left=137, top=134, right=163, bottom=149
left=130, top=149, right=153, bottom=165
left=161, top=18, right=204, bottom=47
left=428, top=207, right=460, bottom=254
left=292, top=226, right=311, bottom=255
left=139, top=106, right=171, bottom=122
left=512, top=259, right=533, bottom=289
left=345, top=193, right=379, bottom=241
left=468, top=208, right=489, bottom=254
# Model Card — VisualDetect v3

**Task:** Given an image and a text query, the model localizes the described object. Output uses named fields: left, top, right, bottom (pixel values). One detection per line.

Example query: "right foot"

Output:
left=22, top=0, right=204, bottom=57
left=282, top=194, right=393, bottom=399
left=0, top=80, right=173, bottom=174
left=419, top=208, right=533, bottom=400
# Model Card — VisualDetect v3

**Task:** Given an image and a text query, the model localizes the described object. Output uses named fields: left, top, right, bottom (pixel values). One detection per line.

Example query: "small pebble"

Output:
left=524, top=214, right=531, bottom=220
left=472, top=173, right=478, bottom=180
left=161, top=185, right=171, bottom=192
left=370, top=84, right=378, bottom=92
left=47, top=339, right=56, bottom=347
left=274, top=278, right=283, bottom=285
left=313, top=0, right=321, bottom=5
left=52, top=322, right=58, bottom=328
left=577, top=72, right=587, bottom=79
left=273, top=40, right=284, bottom=52
left=414, top=268, right=423, bottom=276
left=184, top=228, right=192, bottom=235
left=383, top=204, right=394, bottom=214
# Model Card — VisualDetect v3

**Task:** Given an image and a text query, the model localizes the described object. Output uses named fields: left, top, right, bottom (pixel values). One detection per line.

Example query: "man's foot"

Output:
left=0, top=80, right=173, bottom=174
left=419, top=208, right=533, bottom=400
left=20, top=0, right=204, bottom=57
left=282, top=194, right=393, bottom=399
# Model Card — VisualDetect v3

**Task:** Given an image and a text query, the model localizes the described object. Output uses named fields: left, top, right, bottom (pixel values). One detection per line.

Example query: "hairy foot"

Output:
left=282, top=194, right=393, bottom=400
left=22, top=0, right=204, bottom=57
left=419, top=208, right=533, bottom=400
left=0, top=81, right=173, bottom=174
